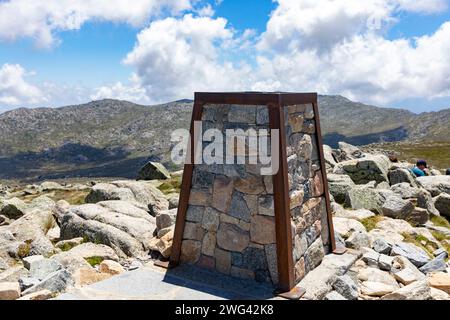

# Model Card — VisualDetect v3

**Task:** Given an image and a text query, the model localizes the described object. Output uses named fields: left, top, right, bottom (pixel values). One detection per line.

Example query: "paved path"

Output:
left=57, top=263, right=276, bottom=300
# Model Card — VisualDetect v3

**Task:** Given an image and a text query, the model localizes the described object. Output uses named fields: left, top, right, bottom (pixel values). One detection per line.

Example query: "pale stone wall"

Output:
left=179, top=103, right=330, bottom=287
left=285, top=104, right=329, bottom=284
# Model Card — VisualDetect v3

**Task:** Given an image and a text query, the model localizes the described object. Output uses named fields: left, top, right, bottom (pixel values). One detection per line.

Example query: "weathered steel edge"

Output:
left=170, top=100, right=204, bottom=265
left=312, top=102, right=337, bottom=254
left=195, top=92, right=317, bottom=106
left=269, top=99, right=295, bottom=292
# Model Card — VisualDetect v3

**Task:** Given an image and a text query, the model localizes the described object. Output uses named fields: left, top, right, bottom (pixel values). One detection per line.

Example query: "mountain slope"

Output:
left=0, top=96, right=448, bottom=181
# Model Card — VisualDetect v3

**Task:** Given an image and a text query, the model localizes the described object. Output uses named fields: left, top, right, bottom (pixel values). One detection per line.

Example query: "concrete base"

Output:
left=57, top=263, right=276, bottom=300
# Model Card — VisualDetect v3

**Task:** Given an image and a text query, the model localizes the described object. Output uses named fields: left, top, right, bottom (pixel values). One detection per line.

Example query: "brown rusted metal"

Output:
left=312, top=101, right=337, bottom=254
left=154, top=260, right=175, bottom=269
left=275, top=287, right=306, bottom=300
left=169, top=100, right=204, bottom=265
left=269, top=101, right=295, bottom=293
left=195, top=92, right=317, bottom=106
left=332, top=247, right=347, bottom=255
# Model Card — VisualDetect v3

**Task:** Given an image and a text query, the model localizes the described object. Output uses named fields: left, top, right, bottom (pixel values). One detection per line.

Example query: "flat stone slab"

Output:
left=56, top=263, right=275, bottom=300
left=296, top=251, right=361, bottom=300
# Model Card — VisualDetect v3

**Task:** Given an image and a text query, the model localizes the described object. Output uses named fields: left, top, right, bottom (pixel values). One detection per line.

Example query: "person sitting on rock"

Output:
left=412, top=160, right=429, bottom=177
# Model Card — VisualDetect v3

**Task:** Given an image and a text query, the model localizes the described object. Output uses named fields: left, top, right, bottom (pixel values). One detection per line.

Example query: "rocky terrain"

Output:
left=0, top=96, right=448, bottom=180
left=0, top=145, right=449, bottom=300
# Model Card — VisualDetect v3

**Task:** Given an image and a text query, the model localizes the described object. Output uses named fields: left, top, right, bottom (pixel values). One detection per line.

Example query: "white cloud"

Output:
left=0, top=0, right=192, bottom=48
left=253, top=0, right=450, bottom=105
left=123, top=14, right=251, bottom=103
left=258, top=0, right=448, bottom=53
left=0, top=63, right=45, bottom=106
left=196, top=4, right=215, bottom=17
left=2, top=0, right=450, bottom=111
left=91, top=76, right=151, bottom=104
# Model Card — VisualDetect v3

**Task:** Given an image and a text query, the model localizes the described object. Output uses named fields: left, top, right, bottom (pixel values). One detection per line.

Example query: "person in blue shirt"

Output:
left=446, top=168, right=450, bottom=175
left=412, top=160, right=428, bottom=177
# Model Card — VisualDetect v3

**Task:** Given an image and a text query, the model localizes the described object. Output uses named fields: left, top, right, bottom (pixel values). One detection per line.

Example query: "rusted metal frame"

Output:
left=269, top=100, right=295, bottom=293
left=279, top=93, right=317, bottom=106
left=311, top=102, right=340, bottom=254
left=169, top=100, right=204, bottom=266
left=195, top=92, right=317, bottom=106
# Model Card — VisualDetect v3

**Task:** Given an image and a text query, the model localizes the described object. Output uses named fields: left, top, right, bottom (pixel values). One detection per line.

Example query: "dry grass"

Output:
left=360, top=215, right=385, bottom=232
left=20, top=189, right=90, bottom=205
left=157, top=176, right=182, bottom=195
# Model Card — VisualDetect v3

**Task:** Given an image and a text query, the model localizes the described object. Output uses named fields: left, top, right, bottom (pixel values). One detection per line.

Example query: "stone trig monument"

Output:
left=169, top=92, right=339, bottom=298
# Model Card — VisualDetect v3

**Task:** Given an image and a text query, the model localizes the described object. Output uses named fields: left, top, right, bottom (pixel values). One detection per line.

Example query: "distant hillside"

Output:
left=0, top=96, right=448, bottom=181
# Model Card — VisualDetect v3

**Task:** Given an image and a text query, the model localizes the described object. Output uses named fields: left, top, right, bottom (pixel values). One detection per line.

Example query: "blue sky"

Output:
left=1, top=0, right=450, bottom=113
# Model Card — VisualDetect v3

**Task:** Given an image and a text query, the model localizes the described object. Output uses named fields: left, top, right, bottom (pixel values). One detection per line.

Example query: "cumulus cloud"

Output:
left=91, top=75, right=151, bottom=104
left=258, top=0, right=448, bottom=53
left=0, top=0, right=192, bottom=48
left=123, top=14, right=252, bottom=103
left=2, top=0, right=450, bottom=110
left=0, top=63, right=45, bottom=106
left=253, top=0, right=450, bottom=105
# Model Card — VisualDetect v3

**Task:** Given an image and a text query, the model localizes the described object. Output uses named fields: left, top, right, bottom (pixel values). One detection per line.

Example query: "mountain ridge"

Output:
left=0, top=95, right=448, bottom=180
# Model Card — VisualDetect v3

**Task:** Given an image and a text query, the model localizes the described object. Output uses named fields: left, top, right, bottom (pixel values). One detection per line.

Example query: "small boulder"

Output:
left=434, top=193, right=450, bottom=218
left=29, top=258, right=63, bottom=280
left=360, top=281, right=396, bottom=297
left=376, top=218, right=415, bottom=235
left=390, top=183, right=421, bottom=199
left=416, top=176, right=450, bottom=196
left=23, top=255, right=45, bottom=270
left=327, top=174, right=355, bottom=204
left=378, top=254, right=394, bottom=271
left=333, top=154, right=390, bottom=185
left=362, top=249, right=380, bottom=267
left=381, top=279, right=431, bottom=300
left=324, top=291, right=347, bottom=300
left=357, top=267, right=399, bottom=288
left=345, top=230, right=371, bottom=250
left=72, top=267, right=111, bottom=287
left=40, top=181, right=65, bottom=191
left=0, top=197, right=28, bottom=219
left=55, top=237, right=84, bottom=251
left=388, top=168, right=417, bottom=187
left=156, top=209, right=177, bottom=230
left=428, top=272, right=450, bottom=294
left=372, top=238, right=392, bottom=255
left=167, top=194, right=180, bottom=210
left=23, top=269, right=74, bottom=295
left=345, top=186, right=386, bottom=214
left=417, top=189, right=440, bottom=217
left=323, top=145, right=337, bottom=171
left=381, top=195, right=414, bottom=219
left=332, top=217, right=366, bottom=238
left=46, top=225, right=60, bottom=242
left=99, top=260, right=125, bottom=275
left=68, top=243, right=119, bottom=262
left=338, top=142, right=364, bottom=159
left=0, top=282, right=21, bottom=300
left=406, top=208, right=429, bottom=226
left=430, top=287, right=450, bottom=300
left=391, top=242, right=430, bottom=267
left=18, top=277, right=40, bottom=291
left=17, top=289, right=53, bottom=300
left=419, top=257, right=447, bottom=274
left=391, top=256, right=425, bottom=285
left=137, top=161, right=171, bottom=180
left=433, top=248, right=448, bottom=259
left=332, top=274, right=358, bottom=300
